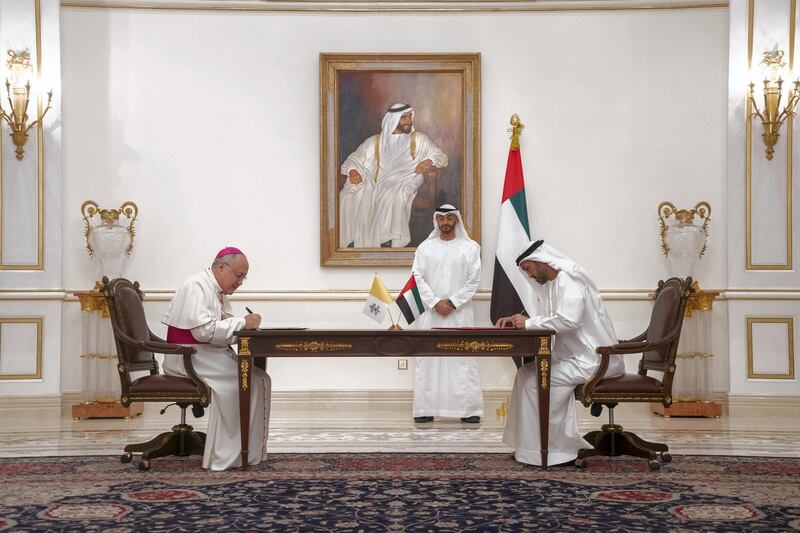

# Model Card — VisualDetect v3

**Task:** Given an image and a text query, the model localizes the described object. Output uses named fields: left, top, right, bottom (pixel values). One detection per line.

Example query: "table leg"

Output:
left=536, top=353, right=551, bottom=469
left=238, top=353, right=253, bottom=471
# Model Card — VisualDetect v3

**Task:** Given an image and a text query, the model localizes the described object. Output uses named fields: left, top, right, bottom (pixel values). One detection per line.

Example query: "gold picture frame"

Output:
left=320, top=53, right=481, bottom=267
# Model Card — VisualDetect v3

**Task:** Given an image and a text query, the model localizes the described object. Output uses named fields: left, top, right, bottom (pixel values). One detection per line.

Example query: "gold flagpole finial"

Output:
left=508, top=114, right=524, bottom=151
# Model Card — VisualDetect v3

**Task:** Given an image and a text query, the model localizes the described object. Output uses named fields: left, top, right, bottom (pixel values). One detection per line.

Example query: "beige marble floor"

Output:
left=1, top=402, right=797, bottom=458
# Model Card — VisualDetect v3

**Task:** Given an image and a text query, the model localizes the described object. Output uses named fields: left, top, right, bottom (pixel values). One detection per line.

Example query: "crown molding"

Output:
left=61, top=0, right=728, bottom=14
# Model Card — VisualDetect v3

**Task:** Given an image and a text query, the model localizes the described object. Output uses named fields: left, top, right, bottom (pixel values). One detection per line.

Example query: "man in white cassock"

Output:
left=496, top=240, right=625, bottom=466
left=161, top=247, right=271, bottom=471
left=412, top=204, right=484, bottom=423
left=340, top=103, right=448, bottom=248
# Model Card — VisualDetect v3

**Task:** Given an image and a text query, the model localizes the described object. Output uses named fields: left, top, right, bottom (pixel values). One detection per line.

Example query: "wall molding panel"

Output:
left=0, top=317, right=43, bottom=380
left=727, top=0, right=800, bottom=401
left=0, top=301, right=60, bottom=395
left=0, top=0, right=62, bottom=398
left=0, top=0, right=45, bottom=270
left=0, top=0, right=62, bottom=286
left=729, top=0, right=800, bottom=288
left=744, top=0, right=796, bottom=270
left=729, top=300, right=799, bottom=395
left=747, top=317, right=796, bottom=379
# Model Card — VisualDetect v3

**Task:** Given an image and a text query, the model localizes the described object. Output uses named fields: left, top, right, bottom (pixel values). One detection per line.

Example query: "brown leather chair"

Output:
left=102, top=277, right=210, bottom=471
left=575, top=277, right=693, bottom=471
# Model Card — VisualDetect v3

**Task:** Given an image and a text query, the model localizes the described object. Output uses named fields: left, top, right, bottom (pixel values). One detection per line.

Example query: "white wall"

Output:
left=51, top=5, right=732, bottom=393
left=59, top=7, right=729, bottom=290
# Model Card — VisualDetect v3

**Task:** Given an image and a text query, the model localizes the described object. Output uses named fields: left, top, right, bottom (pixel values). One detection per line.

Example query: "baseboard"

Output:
left=727, top=394, right=800, bottom=417
left=711, top=391, right=729, bottom=404
left=268, top=389, right=513, bottom=426
left=61, top=392, right=83, bottom=405
left=0, top=394, right=64, bottom=410
left=5, top=390, right=795, bottom=420
left=0, top=389, right=515, bottom=423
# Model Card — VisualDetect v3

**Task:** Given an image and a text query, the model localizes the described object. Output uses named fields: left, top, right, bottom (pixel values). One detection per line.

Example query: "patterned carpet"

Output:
left=0, top=454, right=798, bottom=532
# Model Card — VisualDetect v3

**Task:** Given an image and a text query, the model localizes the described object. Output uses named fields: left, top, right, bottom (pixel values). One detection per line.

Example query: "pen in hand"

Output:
left=244, top=307, right=261, bottom=330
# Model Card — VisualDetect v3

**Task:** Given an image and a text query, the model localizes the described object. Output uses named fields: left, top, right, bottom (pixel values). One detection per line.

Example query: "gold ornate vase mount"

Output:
left=81, top=200, right=139, bottom=281
left=658, top=201, right=710, bottom=278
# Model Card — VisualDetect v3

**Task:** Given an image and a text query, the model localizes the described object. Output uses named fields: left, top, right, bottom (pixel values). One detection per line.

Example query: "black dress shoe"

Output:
left=460, top=416, right=481, bottom=423
left=414, top=416, right=434, bottom=423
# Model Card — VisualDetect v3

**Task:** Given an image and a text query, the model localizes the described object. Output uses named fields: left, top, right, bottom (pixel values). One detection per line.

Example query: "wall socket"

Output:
left=397, top=359, right=408, bottom=370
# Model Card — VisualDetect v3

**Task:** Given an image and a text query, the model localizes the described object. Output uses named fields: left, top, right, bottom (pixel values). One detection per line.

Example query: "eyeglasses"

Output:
left=223, top=263, right=247, bottom=282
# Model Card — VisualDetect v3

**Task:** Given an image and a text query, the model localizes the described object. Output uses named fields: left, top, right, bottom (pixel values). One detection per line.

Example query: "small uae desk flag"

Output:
left=396, top=274, right=425, bottom=325
left=363, top=274, right=393, bottom=324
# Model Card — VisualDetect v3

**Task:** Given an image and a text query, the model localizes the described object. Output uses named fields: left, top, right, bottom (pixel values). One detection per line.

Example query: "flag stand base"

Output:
left=388, top=323, right=403, bottom=331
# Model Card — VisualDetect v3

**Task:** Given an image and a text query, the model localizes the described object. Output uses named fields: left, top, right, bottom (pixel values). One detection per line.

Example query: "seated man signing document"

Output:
left=496, top=240, right=625, bottom=467
left=162, top=247, right=271, bottom=471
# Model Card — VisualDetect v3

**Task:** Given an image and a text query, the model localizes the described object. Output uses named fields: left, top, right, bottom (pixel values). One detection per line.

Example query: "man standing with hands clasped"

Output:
left=411, top=204, right=483, bottom=424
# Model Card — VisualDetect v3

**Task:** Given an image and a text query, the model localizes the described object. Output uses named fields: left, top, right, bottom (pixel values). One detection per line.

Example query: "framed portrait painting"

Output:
left=320, top=53, right=481, bottom=267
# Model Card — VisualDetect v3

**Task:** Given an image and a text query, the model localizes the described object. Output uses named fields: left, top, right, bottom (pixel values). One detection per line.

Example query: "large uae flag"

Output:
left=490, top=140, right=537, bottom=348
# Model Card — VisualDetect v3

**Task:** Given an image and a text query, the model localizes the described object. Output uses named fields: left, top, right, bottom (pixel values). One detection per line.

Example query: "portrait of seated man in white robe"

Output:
left=339, top=103, right=448, bottom=248
left=496, top=240, right=626, bottom=467
left=161, top=247, right=271, bottom=471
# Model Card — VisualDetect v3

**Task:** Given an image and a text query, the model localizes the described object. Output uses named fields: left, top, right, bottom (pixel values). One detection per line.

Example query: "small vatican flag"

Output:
left=363, top=274, right=393, bottom=324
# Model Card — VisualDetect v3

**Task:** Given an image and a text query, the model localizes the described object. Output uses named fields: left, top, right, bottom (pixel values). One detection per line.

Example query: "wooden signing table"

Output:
left=236, top=328, right=554, bottom=470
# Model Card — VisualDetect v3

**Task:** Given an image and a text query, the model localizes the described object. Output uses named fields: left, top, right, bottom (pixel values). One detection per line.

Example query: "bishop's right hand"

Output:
left=244, top=313, right=261, bottom=330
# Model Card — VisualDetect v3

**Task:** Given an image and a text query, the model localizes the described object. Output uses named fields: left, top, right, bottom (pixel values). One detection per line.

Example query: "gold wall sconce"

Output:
left=747, top=49, right=800, bottom=161
left=0, top=49, right=52, bottom=161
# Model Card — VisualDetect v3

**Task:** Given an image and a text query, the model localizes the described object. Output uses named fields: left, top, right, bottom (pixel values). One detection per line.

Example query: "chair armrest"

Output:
left=596, top=341, right=649, bottom=355
left=141, top=340, right=196, bottom=356
left=149, top=332, right=167, bottom=344
left=596, top=326, right=682, bottom=356
left=110, top=322, right=196, bottom=356
left=618, top=331, right=647, bottom=344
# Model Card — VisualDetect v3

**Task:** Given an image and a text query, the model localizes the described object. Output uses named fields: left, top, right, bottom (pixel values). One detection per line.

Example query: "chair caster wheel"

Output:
left=120, top=453, right=132, bottom=464
left=649, top=460, right=661, bottom=472
left=137, top=460, right=150, bottom=471
left=575, top=458, right=587, bottom=469
left=661, top=453, right=672, bottom=463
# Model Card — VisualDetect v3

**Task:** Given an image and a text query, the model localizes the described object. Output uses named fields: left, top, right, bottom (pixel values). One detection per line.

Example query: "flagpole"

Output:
left=372, top=272, right=402, bottom=330
left=387, top=306, right=402, bottom=331
left=491, top=113, right=535, bottom=369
